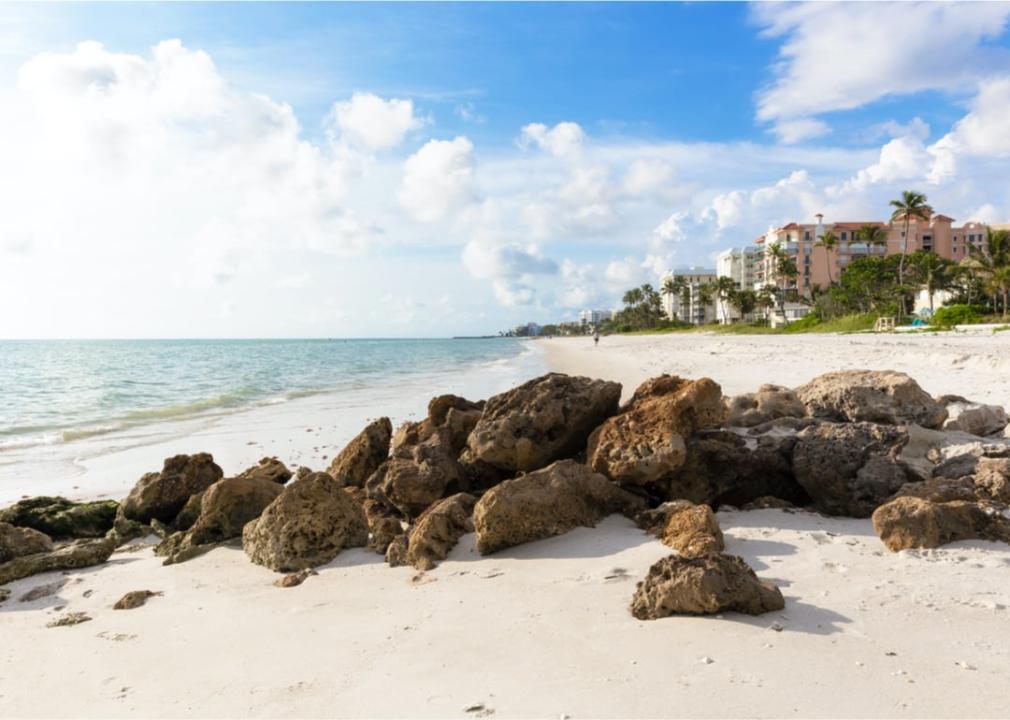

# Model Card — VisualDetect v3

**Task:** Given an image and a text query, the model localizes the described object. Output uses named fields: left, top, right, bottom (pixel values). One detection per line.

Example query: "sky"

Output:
left=2, top=1, right=1010, bottom=338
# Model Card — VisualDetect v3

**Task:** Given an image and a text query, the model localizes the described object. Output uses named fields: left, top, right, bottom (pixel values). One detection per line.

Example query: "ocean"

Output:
left=0, top=338, right=545, bottom=503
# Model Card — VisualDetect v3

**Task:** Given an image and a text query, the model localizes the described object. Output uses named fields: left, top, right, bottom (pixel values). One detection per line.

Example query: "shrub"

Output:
left=931, top=304, right=986, bottom=328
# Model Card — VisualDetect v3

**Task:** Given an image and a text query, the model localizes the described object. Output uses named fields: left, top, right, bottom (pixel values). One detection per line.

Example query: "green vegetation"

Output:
left=930, top=304, right=986, bottom=328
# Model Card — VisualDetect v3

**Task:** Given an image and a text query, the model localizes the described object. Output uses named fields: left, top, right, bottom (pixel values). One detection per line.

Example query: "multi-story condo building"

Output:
left=660, top=267, right=717, bottom=325
left=715, top=246, right=761, bottom=323
left=755, top=211, right=991, bottom=298
left=578, top=309, right=613, bottom=327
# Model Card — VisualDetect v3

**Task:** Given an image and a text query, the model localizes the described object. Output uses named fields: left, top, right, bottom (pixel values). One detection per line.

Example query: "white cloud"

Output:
left=832, top=134, right=932, bottom=194
left=398, top=136, right=476, bottom=222
left=754, top=2, right=1010, bottom=141
left=928, top=77, right=1010, bottom=182
left=772, top=118, right=830, bottom=144
left=520, top=121, right=585, bottom=157
left=330, top=92, right=422, bottom=151
left=622, top=158, right=674, bottom=195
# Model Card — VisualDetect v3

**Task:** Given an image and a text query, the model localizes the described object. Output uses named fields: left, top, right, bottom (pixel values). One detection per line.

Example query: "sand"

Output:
left=3, top=331, right=1010, bottom=718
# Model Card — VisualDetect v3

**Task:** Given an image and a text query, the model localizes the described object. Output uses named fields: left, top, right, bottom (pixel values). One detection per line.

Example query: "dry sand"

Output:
left=3, top=331, right=1010, bottom=718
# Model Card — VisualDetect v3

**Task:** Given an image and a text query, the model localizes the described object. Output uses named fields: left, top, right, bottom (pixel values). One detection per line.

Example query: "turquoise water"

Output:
left=0, top=338, right=532, bottom=452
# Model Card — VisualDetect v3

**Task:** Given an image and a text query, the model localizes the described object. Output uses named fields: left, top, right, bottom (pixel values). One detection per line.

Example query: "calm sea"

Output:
left=0, top=338, right=538, bottom=454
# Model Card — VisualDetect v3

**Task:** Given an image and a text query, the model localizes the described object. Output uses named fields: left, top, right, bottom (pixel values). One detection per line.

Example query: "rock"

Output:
left=897, top=424, right=945, bottom=481
left=18, top=579, right=66, bottom=602
left=0, top=497, right=118, bottom=539
left=795, top=370, right=947, bottom=428
left=154, top=533, right=218, bottom=566
left=242, top=472, right=368, bottom=572
left=274, top=569, right=317, bottom=587
left=171, top=491, right=205, bottom=532
left=630, top=553, right=785, bottom=619
left=0, top=522, right=54, bottom=563
left=427, top=395, right=484, bottom=456
left=120, top=453, right=223, bottom=525
left=792, top=422, right=909, bottom=517
left=237, top=457, right=292, bottom=485
left=939, top=397, right=1009, bottom=437
left=894, top=477, right=978, bottom=504
left=368, top=515, right=404, bottom=555
left=725, top=384, right=806, bottom=428
left=932, top=452, right=981, bottom=480
left=405, top=493, right=476, bottom=570
left=366, top=431, right=465, bottom=519
left=473, top=460, right=644, bottom=555
left=185, top=474, right=284, bottom=546
left=741, top=496, right=795, bottom=510
left=974, top=457, right=1010, bottom=503
left=588, top=376, right=725, bottom=488
left=871, top=496, right=1010, bottom=551
left=113, top=590, right=162, bottom=610
left=0, top=588, right=9, bottom=603
left=638, top=501, right=724, bottom=558
left=668, top=431, right=808, bottom=508
left=328, top=418, right=392, bottom=487
left=0, top=537, right=116, bottom=585
left=47, top=612, right=92, bottom=628
left=467, top=373, right=621, bottom=473
left=384, top=534, right=409, bottom=567
left=107, top=515, right=150, bottom=546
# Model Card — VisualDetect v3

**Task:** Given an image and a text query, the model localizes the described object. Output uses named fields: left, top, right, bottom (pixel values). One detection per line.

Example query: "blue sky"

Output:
left=2, top=2, right=1010, bottom=337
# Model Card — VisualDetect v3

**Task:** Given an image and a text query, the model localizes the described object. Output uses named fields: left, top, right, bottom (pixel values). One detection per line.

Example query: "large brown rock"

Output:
left=405, top=493, right=477, bottom=570
left=588, top=376, right=725, bottom=488
left=120, top=453, right=223, bottom=524
left=792, top=422, right=909, bottom=517
left=939, top=396, right=1009, bottom=437
left=242, top=472, right=368, bottom=572
left=236, top=457, right=292, bottom=485
left=328, top=417, right=392, bottom=488
left=185, top=474, right=285, bottom=546
left=974, top=457, right=1010, bottom=503
left=872, top=496, right=1010, bottom=551
left=473, top=460, right=643, bottom=555
left=366, top=430, right=465, bottom=518
left=667, top=430, right=808, bottom=507
left=467, top=373, right=621, bottom=473
left=0, top=537, right=116, bottom=585
left=725, top=384, right=806, bottom=428
left=638, top=501, right=724, bottom=557
left=426, top=395, right=484, bottom=456
left=0, top=497, right=118, bottom=539
left=630, top=553, right=785, bottom=619
left=0, top=522, right=53, bottom=563
left=795, top=370, right=946, bottom=428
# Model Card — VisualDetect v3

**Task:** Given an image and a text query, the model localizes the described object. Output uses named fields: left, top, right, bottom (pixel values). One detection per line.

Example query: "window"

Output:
left=840, top=231, right=847, bottom=240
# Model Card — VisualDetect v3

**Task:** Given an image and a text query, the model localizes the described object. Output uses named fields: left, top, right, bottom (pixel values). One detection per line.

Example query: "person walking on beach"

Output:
left=593, top=329, right=600, bottom=347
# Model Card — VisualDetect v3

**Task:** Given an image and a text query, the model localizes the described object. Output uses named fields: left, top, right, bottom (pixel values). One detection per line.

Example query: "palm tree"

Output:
left=729, top=289, right=757, bottom=319
left=889, top=190, right=931, bottom=289
left=696, top=282, right=715, bottom=324
left=661, top=276, right=686, bottom=320
left=764, top=242, right=798, bottom=323
left=973, top=227, right=1010, bottom=314
left=910, top=252, right=955, bottom=314
left=990, top=266, right=1010, bottom=320
left=857, top=223, right=889, bottom=251
left=814, top=230, right=839, bottom=285
left=713, top=275, right=738, bottom=324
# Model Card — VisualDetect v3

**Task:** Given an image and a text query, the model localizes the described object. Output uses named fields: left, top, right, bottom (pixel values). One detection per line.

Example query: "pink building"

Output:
left=754, top=212, right=991, bottom=297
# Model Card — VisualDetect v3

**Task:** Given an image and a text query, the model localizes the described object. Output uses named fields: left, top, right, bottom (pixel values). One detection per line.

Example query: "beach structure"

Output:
left=715, top=247, right=761, bottom=323
left=754, top=211, right=993, bottom=299
left=660, top=267, right=717, bottom=325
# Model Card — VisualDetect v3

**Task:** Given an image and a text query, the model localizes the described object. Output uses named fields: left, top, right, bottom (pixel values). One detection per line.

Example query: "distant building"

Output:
left=661, top=267, right=717, bottom=325
left=579, top=309, right=613, bottom=328
left=715, top=247, right=761, bottom=324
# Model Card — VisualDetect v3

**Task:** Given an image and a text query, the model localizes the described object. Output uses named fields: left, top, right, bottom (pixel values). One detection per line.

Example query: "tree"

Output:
left=857, top=223, right=889, bottom=250
left=696, top=282, right=715, bottom=323
left=909, top=251, right=955, bottom=314
left=661, top=276, right=686, bottom=320
left=990, top=266, right=1010, bottom=320
left=889, top=190, right=931, bottom=291
left=729, top=289, right=757, bottom=319
left=713, top=276, right=738, bottom=323
left=814, top=230, right=840, bottom=285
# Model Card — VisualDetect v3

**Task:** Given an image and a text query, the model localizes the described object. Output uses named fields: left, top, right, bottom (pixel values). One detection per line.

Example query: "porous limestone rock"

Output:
left=637, top=501, right=724, bottom=557
left=404, top=493, right=476, bottom=570
left=939, top=396, right=1010, bottom=437
left=630, top=553, right=785, bottom=619
left=113, top=590, right=162, bottom=610
left=871, top=495, right=1010, bottom=551
left=120, top=453, right=223, bottom=525
left=186, top=474, right=284, bottom=546
left=242, top=472, right=368, bottom=572
left=467, top=373, right=621, bottom=473
left=792, top=422, right=909, bottom=517
left=473, top=460, right=643, bottom=555
left=725, top=384, right=806, bottom=428
left=328, top=417, right=393, bottom=488
left=236, top=457, right=293, bottom=485
left=795, top=370, right=946, bottom=428
left=0, top=537, right=116, bottom=585
left=366, top=430, right=465, bottom=518
left=0, top=522, right=53, bottom=563
left=667, top=430, right=807, bottom=507
left=0, top=497, right=118, bottom=539
left=588, top=375, right=725, bottom=488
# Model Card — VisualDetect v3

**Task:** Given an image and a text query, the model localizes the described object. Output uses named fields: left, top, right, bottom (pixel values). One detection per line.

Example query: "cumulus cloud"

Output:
left=928, top=77, right=1010, bottom=182
left=753, top=2, right=1010, bottom=141
left=330, top=92, right=423, bottom=151
left=398, top=136, right=476, bottom=222
left=622, top=158, right=674, bottom=195
left=520, top=121, right=585, bottom=157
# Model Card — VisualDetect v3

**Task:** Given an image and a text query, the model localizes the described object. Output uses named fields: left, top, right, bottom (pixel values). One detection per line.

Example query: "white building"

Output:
left=579, top=309, right=612, bottom=327
left=661, top=267, right=717, bottom=325
left=715, top=247, right=761, bottom=324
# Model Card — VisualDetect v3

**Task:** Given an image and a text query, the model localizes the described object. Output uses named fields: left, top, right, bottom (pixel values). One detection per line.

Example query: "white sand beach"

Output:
left=3, top=332, right=1010, bottom=718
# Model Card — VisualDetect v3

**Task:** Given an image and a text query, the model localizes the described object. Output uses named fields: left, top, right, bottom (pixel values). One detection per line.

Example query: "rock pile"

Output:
left=2, top=368, right=1009, bottom=623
